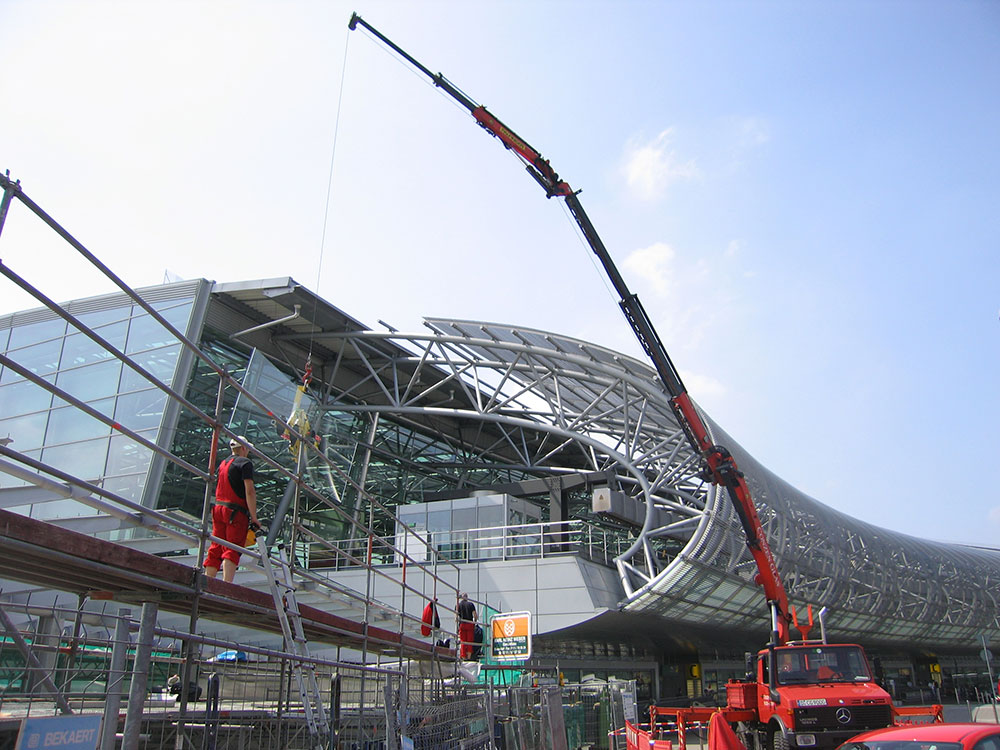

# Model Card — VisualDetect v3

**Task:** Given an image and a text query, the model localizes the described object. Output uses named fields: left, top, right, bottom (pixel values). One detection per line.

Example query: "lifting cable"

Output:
left=283, top=26, right=354, bottom=459
left=311, top=25, right=354, bottom=358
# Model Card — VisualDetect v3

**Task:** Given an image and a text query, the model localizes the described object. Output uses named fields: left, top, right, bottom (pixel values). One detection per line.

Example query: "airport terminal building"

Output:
left=2, top=273, right=1000, bottom=706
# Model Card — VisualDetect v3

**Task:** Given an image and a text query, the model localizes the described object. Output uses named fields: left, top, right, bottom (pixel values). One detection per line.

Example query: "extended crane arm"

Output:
left=349, top=13, right=572, bottom=199
left=348, top=13, right=791, bottom=644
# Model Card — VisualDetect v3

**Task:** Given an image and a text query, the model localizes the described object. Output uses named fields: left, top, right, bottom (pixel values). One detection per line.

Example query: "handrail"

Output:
left=313, top=518, right=633, bottom=569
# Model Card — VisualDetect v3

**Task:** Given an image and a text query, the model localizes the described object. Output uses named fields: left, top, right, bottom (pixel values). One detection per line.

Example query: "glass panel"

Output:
left=0, top=326, right=9, bottom=351
left=46, top=400, right=114, bottom=444
left=478, top=504, right=503, bottom=529
left=0, top=412, right=49, bottom=451
left=7, top=318, right=66, bottom=349
left=119, top=345, right=180, bottom=391
left=113, top=389, right=167, bottom=432
left=74, top=307, right=131, bottom=331
left=237, top=349, right=314, bottom=425
left=60, top=332, right=105, bottom=368
left=2, top=337, right=62, bottom=381
left=453, top=507, right=476, bottom=531
left=0, top=380, right=53, bottom=416
left=0, top=449, right=40, bottom=490
left=103, top=473, right=146, bottom=503
left=30, top=498, right=94, bottom=522
left=60, top=322, right=128, bottom=366
left=55, top=359, right=124, bottom=403
left=41, top=437, right=110, bottom=481
left=125, top=312, right=180, bottom=354
left=151, top=298, right=194, bottom=334
left=427, top=508, right=452, bottom=559
left=426, top=509, right=450, bottom=531
left=398, top=506, right=426, bottom=527
left=106, top=430, right=156, bottom=477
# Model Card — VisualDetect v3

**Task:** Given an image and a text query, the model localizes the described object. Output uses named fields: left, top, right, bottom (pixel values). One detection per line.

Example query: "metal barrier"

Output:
left=0, top=599, right=501, bottom=749
left=0, top=596, right=641, bottom=748
left=487, top=681, right=637, bottom=750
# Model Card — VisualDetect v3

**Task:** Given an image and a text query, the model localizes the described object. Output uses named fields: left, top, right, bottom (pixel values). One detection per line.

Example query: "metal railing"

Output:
left=312, top=519, right=635, bottom=570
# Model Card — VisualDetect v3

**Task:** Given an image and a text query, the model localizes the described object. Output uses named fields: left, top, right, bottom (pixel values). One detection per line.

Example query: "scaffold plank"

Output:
left=0, top=509, right=451, bottom=660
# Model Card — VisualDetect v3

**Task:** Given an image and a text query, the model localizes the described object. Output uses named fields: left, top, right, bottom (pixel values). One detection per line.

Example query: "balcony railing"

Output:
left=310, top=519, right=634, bottom=570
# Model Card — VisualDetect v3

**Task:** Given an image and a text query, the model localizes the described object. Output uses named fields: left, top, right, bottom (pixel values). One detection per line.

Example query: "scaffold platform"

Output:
left=0, top=508, right=452, bottom=660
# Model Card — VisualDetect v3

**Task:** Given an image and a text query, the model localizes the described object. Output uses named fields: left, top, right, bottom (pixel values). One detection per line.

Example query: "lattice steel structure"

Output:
left=2, top=160, right=997, bottom=655
left=293, top=317, right=1000, bottom=651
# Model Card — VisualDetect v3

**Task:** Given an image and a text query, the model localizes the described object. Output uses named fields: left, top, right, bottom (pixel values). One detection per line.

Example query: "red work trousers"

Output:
left=203, top=503, right=250, bottom=570
left=459, top=621, right=475, bottom=660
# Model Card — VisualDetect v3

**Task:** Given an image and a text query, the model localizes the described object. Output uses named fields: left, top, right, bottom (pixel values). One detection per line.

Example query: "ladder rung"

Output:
left=256, top=537, right=329, bottom=743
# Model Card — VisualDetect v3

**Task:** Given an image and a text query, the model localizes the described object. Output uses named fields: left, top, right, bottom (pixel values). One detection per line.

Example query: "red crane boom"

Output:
left=348, top=12, right=791, bottom=644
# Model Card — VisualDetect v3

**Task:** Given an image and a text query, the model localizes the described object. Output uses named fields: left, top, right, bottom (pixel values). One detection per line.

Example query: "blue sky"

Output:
left=1, top=0, right=997, bottom=546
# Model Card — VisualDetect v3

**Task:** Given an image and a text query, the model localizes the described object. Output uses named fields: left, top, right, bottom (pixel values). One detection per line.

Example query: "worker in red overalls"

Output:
left=457, top=592, right=477, bottom=660
left=204, top=435, right=261, bottom=582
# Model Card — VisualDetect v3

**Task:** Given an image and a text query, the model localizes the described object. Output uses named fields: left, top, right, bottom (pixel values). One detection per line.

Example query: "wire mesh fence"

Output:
left=486, top=680, right=636, bottom=750
left=0, top=600, right=636, bottom=749
left=0, top=601, right=488, bottom=750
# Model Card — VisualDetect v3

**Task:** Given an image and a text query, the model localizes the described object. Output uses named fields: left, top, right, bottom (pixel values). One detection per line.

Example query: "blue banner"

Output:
left=16, top=715, right=102, bottom=750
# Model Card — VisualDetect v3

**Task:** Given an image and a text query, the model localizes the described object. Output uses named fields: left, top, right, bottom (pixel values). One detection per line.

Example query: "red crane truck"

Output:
left=347, top=14, right=943, bottom=750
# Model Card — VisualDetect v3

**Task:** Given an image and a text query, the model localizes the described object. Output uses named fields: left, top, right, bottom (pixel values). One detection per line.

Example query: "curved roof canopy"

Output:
left=218, top=280, right=1000, bottom=650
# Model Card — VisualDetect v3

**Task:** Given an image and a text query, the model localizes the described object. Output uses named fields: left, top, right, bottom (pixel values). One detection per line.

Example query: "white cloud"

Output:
left=733, top=116, right=771, bottom=147
left=622, top=242, right=677, bottom=295
left=621, top=129, right=699, bottom=201
left=680, top=370, right=727, bottom=399
left=620, top=237, right=754, bottom=358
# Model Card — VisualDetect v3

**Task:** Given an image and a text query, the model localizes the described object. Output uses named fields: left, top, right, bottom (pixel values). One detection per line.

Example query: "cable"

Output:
left=559, top=198, right=620, bottom=308
left=312, top=25, right=354, bottom=360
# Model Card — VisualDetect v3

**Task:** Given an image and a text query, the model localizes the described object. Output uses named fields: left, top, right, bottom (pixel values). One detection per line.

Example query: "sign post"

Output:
left=490, top=611, right=532, bottom=662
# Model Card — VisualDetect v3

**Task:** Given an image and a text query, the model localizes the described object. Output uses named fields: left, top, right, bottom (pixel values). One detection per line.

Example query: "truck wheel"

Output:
left=769, top=728, right=788, bottom=750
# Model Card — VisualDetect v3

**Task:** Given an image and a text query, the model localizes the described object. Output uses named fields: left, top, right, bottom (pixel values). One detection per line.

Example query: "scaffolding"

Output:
left=0, top=599, right=507, bottom=749
left=0, top=171, right=498, bottom=748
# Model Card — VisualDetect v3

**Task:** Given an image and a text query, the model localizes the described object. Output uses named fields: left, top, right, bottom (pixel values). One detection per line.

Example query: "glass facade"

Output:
left=395, top=494, right=543, bottom=562
left=158, top=336, right=549, bottom=560
left=0, top=283, right=202, bottom=518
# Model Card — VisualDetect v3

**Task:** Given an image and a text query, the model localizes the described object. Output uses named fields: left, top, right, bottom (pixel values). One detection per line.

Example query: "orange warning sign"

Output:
left=490, top=611, right=532, bottom=661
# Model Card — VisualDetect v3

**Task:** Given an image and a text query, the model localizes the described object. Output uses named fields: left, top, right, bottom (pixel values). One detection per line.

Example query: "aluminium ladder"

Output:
left=256, top=537, right=330, bottom=749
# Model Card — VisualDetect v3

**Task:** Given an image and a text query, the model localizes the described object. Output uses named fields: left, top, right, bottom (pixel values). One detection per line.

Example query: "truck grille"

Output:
left=794, top=705, right=892, bottom=732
